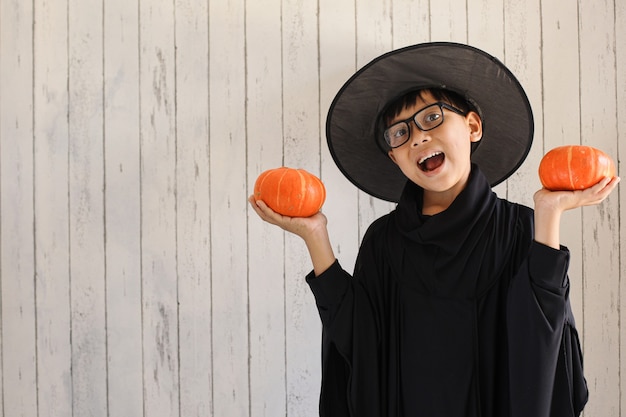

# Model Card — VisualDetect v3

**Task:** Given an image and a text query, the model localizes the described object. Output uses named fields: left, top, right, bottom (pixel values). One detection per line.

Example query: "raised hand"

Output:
left=248, top=196, right=336, bottom=276
left=533, top=176, right=620, bottom=249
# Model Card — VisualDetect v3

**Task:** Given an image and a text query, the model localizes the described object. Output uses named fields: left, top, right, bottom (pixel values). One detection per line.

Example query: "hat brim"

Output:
left=326, top=42, right=534, bottom=202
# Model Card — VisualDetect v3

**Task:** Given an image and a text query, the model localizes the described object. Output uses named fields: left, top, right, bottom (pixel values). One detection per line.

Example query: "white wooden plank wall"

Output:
left=0, top=0, right=624, bottom=416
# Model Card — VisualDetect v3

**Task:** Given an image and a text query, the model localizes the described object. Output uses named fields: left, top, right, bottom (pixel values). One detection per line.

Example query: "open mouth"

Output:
left=418, top=152, right=445, bottom=172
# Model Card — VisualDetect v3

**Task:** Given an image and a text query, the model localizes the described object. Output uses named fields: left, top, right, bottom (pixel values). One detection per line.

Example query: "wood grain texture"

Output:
left=32, top=0, right=74, bottom=415
left=617, top=2, right=626, bottom=416
left=68, top=0, right=107, bottom=414
left=103, top=0, right=143, bottom=414
left=139, top=0, right=179, bottom=415
left=175, top=0, right=213, bottom=416
left=0, top=1, right=37, bottom=416
left=208, top=0, right=249, bottom=416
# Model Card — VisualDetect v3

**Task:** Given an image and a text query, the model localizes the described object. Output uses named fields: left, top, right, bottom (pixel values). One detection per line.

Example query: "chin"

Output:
left=420, top=173, right=468, bottom=194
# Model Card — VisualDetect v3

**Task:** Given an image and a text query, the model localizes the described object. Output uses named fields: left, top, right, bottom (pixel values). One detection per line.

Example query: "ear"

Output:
left=467, top=111, right=483, bottom=143
left=388, top=149, right=398, bottom=165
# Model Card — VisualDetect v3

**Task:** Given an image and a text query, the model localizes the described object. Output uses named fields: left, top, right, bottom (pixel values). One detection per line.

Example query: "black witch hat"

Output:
left=326, top=42, right=534, bottom=202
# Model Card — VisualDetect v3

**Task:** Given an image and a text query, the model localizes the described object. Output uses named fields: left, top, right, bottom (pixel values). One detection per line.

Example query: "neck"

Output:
left=422, top=190, right=458, bottom=215
left=421, top=170, right=472, bottom=215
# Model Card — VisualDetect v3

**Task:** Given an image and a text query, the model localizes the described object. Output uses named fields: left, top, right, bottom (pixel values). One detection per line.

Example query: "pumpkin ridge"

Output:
left=567, top=146, right=575, bottom=190
left=276, top=168, right=288, bottom=212
left=589, top=147, right=598, bottom=186
left=254, top=170, right=270, bottom=200
left=296, top=169, right=306, bottom=213
left=313, top=175, right=324, bottom=211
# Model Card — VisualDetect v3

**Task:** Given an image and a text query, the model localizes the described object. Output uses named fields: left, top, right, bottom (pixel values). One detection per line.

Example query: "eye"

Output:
left=384, top=122, right=410, bottom=146
left=392, top=126, right=408, bottom=138
left=423, top=111, right=441, bottom=124
left=386, top=123, right=408, bottom=139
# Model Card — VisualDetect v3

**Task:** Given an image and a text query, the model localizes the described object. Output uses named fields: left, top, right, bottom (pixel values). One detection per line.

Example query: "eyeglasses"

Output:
left=383, top=102, right=467, bottom=148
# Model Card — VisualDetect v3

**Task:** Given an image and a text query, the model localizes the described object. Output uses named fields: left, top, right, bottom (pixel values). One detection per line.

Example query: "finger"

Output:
left=595, top=176, right=620, bottom=196
left=253, top=199, right=275, bottom=216
left=599, top=176, right=621, bottom=199
left=248, top=197, right=266, bottom=218
left=248, top=196, right=275, bottom=221
left=581, top=176, right=620, bottom=206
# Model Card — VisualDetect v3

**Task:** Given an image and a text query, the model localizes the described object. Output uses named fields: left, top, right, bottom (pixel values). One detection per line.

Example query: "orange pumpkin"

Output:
left=538, top=145, right=616, bottom=191
left=254, top=167, right=326, bottom=217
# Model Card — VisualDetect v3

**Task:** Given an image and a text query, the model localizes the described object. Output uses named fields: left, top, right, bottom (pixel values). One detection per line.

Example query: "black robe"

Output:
left=306, top=166, right=588, bottom=417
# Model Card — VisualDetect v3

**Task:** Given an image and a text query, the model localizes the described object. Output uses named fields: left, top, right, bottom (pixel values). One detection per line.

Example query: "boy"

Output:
left=249, top=42, right=619, bottom=417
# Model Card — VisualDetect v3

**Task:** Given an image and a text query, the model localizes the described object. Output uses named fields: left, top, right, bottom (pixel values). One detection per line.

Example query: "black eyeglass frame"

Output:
left=383, top=102, right=467, bottom=149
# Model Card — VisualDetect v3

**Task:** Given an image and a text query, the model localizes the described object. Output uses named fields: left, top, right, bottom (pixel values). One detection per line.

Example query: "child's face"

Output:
left=387, top=91, right=482, bottom=197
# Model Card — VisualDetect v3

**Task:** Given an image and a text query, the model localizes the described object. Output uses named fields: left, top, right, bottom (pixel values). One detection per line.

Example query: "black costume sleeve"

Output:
left=507, top=242, right=588, bottom=417
left=306, top=217, right=390, bottom=417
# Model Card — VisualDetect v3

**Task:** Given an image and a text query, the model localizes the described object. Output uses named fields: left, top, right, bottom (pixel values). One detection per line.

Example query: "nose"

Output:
left=410, top=122, right=430, bottom=147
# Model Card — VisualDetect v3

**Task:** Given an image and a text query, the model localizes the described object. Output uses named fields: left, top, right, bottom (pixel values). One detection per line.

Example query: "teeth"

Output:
left=418, top=151, right=442, bottom=165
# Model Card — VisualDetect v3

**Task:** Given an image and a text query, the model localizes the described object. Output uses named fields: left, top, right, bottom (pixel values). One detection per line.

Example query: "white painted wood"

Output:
left=429, top=0, right=467, bottom=43
left=468, top=0, right=504, bottom=56
left=32, top=0, right=73, bottom=415
left=391, top=0, right=431, bottom=48
left=68, top=0, right=108, bottom=414
left=208, top=0, right=249, bottom=416
left=174, top=0, right=213, bottom=416
left=103, top=0, right=144, bottom=414
left=578, top=1, right=620, bottom=416
left=245, top=0, right=287, bottom=416
left=281, top=1, right=323, bottom=415
left=138, top=0, right=179, bottom=415
left=0, top=1, right=37, bottom=416
left=617, top=2, right=626, bottom=416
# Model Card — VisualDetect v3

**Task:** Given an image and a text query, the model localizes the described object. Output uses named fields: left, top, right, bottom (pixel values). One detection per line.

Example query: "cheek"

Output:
left=390, top=150, right=413, bottom=167
left=387, top=150, right=397, bottom=165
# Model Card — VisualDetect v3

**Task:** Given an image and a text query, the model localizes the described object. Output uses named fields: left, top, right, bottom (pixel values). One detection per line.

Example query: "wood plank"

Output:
left=103, top=0, right=143, bottom=414
left=281, top=1, right=323, bottom=415
left=208, top=0, right=249, bottom=416
left=139, top=0, right=179, bottom=415
left=68, top=0, right=107, bottom=414
left=468, top=0, right=504, bottom=56
left=429, top=0, right=467, bottom=43
left=174, top=0, right=212, bottom=415
left=617, top=2, right=626, bottom=415
left=578, top=0, right=620, bottom=414
left=391, top=0, right=430, bottom=48
left=0, top=1, right=37, bottom=416
left=33, top=0, right=73, bottom=415
left=245, top=0, right=287, bottom=415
